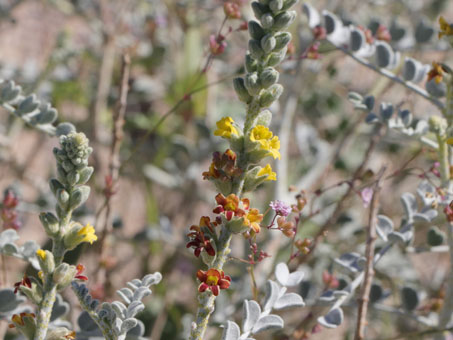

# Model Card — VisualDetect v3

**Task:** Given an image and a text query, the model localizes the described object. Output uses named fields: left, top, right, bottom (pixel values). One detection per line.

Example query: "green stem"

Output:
left=33, top=282, right=57, bottom=340
left=436, top=133, right=450, bottom=188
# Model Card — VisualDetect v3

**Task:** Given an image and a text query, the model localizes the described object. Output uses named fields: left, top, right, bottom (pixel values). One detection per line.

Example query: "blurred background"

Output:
left=0, top=0, right=453, bottom=339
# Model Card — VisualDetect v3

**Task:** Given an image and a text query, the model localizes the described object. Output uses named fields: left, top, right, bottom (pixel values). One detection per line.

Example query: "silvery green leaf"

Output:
left=0, top=289, right=26, bottom=313
left=415, top=19, right=434, bottom=43
left=126, top=301, right=144, bottom=318
left=50, top=294, right=70, bottom=321
left=141, top=272, right=162, bottom=286
left=427, top=226, right=445, bottom=246
left=380, top=102, right=393, bottom=120
left=248, top=20, right=265, bottom=40
left=370, top=283, right=386, bottom=303
left=1, top=80, right=21, bottom=102
left=318, top=290, right=336, bottom=305
left=222, top=321, right=240, bottom=340
left=365, top=113, right=379, bottom=124
left=275, top=263, right=289, bottom=286
left=398, top=109, right=412, bottom=127
left=133, top=287, right=151, bottom=301
left=363, top=95, right=375, bottom=111
left=114, top=318, right=122, bottom=335
left=413, top=209, right=437, bottom=222
left=16, top=95, right=39, bottom=115
left=112, top=301, right=127, bottom=319
left=401, top=193, right=417, bottom=221
left=403, top=58, right=428, bottom=83
left=388, top=230, right=413, bottom=244
left=334, top=252, right=364, bottom=274
left=318, top=308, right=344, bottom=328
left=121, top=318, right=138, bottom=334
left=117, top=288, right=134, bottom=304
left=3, top=243, right=19, bottom=255
left=323, top=10, right=337, bottom=34
left=401, top=286, right=419, bottom=311
left=322, top=10, right=350, bottom=45
left=263, top=280, right=280, bottom=312
left=273, top=292, right=305, bottom=310
left=375, top=42, right=399, bottom=69
left=34, top=103, right=58, bottom=125
left=350, top=28, right=365, bottom=51
left=242, top=300, right=261, bottom=333
left=389, top=21, right=406, bottom=41
left=0, top=229, right=19, bottom=246
left=127, top=320, right=145, bottom=336
left=56, top=122, right=76, bottom=136
left=302, top=3, right=320, bottom=28
left=251, top=314, right=283, bottom=334
left=426, top=78, right=446, bottom=98
left=376, top=215, right=394, bottom=241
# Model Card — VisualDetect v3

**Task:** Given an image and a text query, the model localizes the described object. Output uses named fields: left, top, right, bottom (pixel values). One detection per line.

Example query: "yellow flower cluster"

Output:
left=250, top=125, right=281, bottom=160
left=257, top=164, right=277, bottom=181
left=77, top=223, right=98, bottom=244
left=214, top=117, right=239, bottom=139
left=439, top=16, right=453, bottom=39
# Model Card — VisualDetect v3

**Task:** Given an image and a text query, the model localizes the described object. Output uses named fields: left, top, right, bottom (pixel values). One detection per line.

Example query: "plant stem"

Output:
left=354, top=167, right=385, bottom=340
left=34, top=282, right=57, bottom=340
left=436, top=133, right=450, bottom=188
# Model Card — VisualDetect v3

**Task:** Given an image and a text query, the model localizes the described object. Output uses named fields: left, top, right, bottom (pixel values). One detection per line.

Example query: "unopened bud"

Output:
left=248, top=20, right=265, bottom=40
left=259, top=84, right=284, bottom=107
left=261, top=34, right=277, bottom=53
left=233, top=77, right=253, bottom=103
left=245, top=72, right=262, bottom=96
left=260, top=13, right=274, bottom=29
left=39, top=212, right=59, bottom=236
left=269, top=0, right=283, bottom=13
left=274, top=32, right=292, bottom=51
left=249, top=39, right=265, bottom=59
left=272, top=10, right=296, bottom=30
left=260, top=67, right=279, bottom=88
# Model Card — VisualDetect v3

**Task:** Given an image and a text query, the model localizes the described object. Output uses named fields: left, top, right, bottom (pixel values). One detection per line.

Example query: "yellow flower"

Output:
left=257, top=164, right=277, bottom=181
left=243, top=208, right=263, bottom=233
left=38, top=271, right=44, bottom=281
left=214, top=117, right=239, bottom=138
left=250, top=125, right=273, bottom=145
left=77, top=223, right=98, bottom=244
left=439, top=16, right=453, bottom=39
left=36, top=249, right=46, bottom=260
left=250, top=125, right=281, bottom=159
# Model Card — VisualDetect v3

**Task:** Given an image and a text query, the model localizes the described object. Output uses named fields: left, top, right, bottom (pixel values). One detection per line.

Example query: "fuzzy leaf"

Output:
left=252, top=314, right=284, bottom=334
left=273, top=292, right=305, bottom=310
left=222, top=321, right=240, bottom=340
left=263, top=280, right=280, bottom=312
left=243, top=300, right=261, bottom=333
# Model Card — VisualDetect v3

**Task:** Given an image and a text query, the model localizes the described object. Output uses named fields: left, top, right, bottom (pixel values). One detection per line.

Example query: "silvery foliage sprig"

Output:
left=72, top=273, right=162, bottom=340
left=0, top=229, right=40, bottom=268
left=346, top=91, right=437, bottom=147
left=314, top=182, right=440, bottom=329
left=222, top=263, right=304, bottom=339
left=302, top=3, right=447, bottom=102
left=0, top=79, right=76, bottom=136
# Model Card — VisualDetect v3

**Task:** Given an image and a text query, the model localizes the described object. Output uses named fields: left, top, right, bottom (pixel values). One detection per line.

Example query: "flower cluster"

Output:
left=186, top=216, right=217, bottom=258
left=249, top=125, right=281, bottom=160
left=439, top=16, right=453, bottom=39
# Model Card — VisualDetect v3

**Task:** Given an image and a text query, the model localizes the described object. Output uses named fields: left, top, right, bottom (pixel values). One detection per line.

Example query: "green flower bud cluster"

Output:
left=234, top=0, right=297, bottom=113
left=45, top=132, right=93, bottom=229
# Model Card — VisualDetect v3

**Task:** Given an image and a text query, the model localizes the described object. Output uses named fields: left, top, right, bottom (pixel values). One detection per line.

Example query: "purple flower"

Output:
left=270, top=200, right=291, bottom=216
left=361, top=187, right=374, bottom=208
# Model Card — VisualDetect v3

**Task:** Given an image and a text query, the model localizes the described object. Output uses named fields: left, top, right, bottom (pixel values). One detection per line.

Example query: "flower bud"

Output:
left=68, top=185, right=90, bottom=211
left=57, top=189, right=70, bottom=210
left=66, top=170, right=80, bottom=187
left=251, top=2, right=268, bottom=18
left=272, top=10, right=296, bottom=30
left=53, top=263, right=77, bottom=290
left=261, top=34, right=277, bottom=53
left=46, top=328, right=76, bottom=340
left=267, top=47, right=287, bottom=66
left=256, top=110, right=272, bottom=127
left=233, top=77, right=253, bottom=103
left=39, top=212, right=59, bottom=236
left=274, top=32, right=292, bottom=51
left=281, top=0, right=298, bottom=11
left=245, top=54, right=258, bottom=73
left=249, top=39, right=265, bottom=59
left=36, top=249, right=55, bottom=274
left=259, top=67, right=279, bottom=88
left=245, top=72, right=262, bottom=96
left=248, top=20, right=265, bottom=40
left=259, top=84, right=284, bottom=107
left=77, top=166, right=94, bottom=185
left=49, top=178, right=64, bottom=196
left=10, top=313, right=37, bottom=339
left=269, top=0, right=283, bottom=13
left=260, top=13, right=274, bottom=29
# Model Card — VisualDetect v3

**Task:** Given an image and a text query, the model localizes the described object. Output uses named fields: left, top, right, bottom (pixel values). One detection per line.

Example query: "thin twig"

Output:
left=354, top=166, right=386, bottom=340
left=95, top=52, right=130, bottom=286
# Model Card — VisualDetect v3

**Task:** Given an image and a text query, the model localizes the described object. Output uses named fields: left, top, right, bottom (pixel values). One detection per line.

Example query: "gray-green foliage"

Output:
left=72, top=273, right=162, bottom=340
left=222, top=263, right=304, bottom=340
left=0, top=229, right=39, bottom=268
left=0, top=79, right=75, bottom=136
